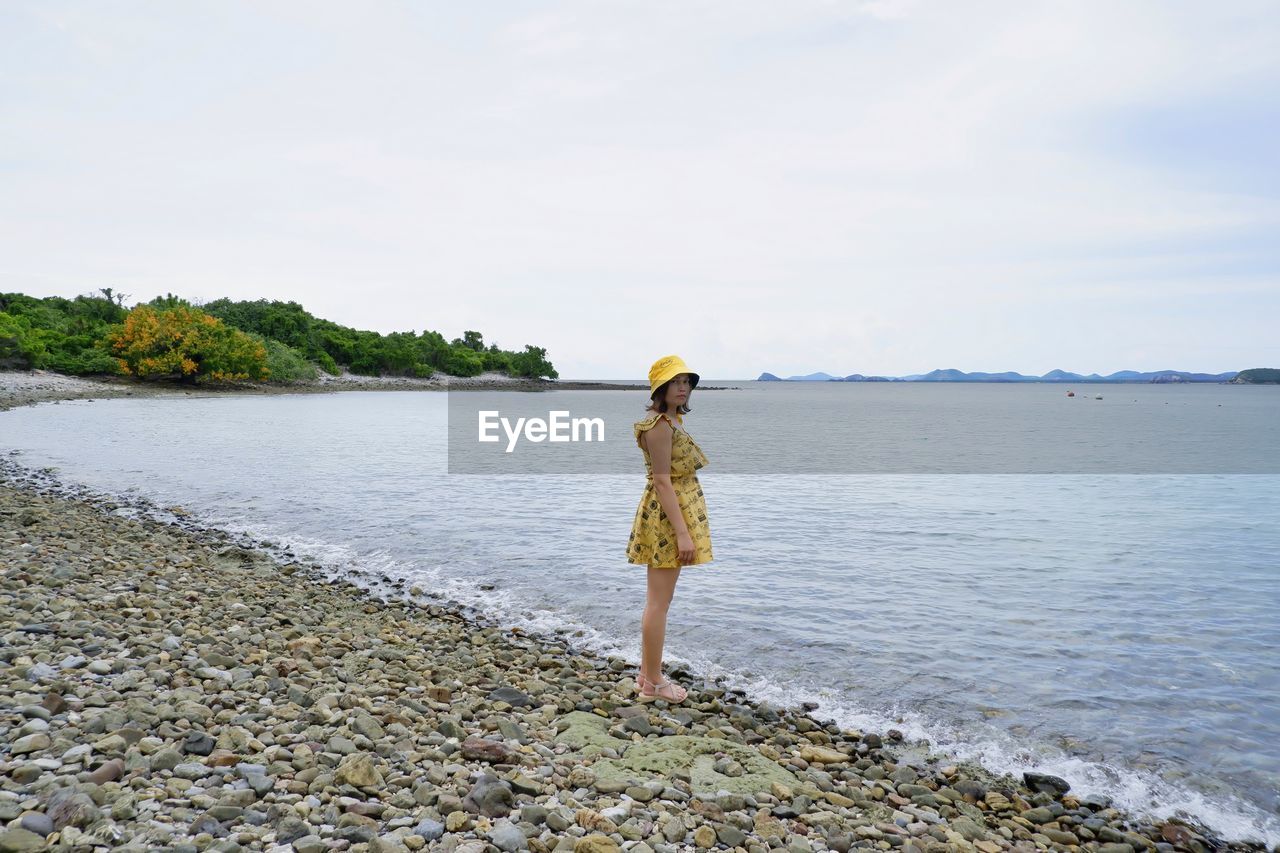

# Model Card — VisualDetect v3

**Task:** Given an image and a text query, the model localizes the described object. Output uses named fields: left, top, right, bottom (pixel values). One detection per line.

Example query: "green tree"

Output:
left=452, top=330, right=485, bottom=352
left=442, top=347, right=484, bottom=376
left=510, top=345, right=557, bottom=379
left=0, top=312, right=44, bottom=369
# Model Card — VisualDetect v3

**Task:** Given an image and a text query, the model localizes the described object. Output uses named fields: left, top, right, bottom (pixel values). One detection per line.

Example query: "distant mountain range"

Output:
left=756, top=368, right=1253, bottom=383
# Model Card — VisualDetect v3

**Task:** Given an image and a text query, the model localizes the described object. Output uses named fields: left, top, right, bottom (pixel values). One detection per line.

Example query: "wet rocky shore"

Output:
left=0, top=370, right=719, bottom=414
left=0, top=466, right=1271, bottom=852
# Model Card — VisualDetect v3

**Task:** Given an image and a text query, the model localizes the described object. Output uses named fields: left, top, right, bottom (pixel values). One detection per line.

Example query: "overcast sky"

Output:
left=2, top=1, right=1277, bottom=378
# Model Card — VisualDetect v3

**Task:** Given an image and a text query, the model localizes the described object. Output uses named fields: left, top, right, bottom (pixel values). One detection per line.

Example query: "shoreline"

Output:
left=1, top=458, right=1271, bottom=852
left=1, top=370, right=742, bottom=415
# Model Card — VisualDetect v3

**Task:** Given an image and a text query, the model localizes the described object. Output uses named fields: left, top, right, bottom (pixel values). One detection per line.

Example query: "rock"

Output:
left=488, top=685, right=536, bottom=707
left=488, top=821, right=528, bottom=851
left=460, top=735, right=517, bottom=763
left=11, top=733, right=50, bottom=755
left=174, top=762, right=211, bottom=780
left=151, top=748, right=182, bottom=770
left=328, top=735, right=357, bottom=754
left=16, top=813, right=54, bottom=838
left=1022, top=806, right=1055, bottom=824
left=1080, top=792, right=1115, bottom=810
left=183, top=731, right=215, bottom=756
left=799, top=745, right=848, bottom=764
left=414, top=819, right=445, bottom=841
left=1159, top=822, right=1197, bottom=846
left=87, top=757, right=124, bottom=784
left=0, top=828, right=47, bottom=852
left=1023, top=771, right=1071, bottom=796
left=463, top=775, right=514, bottom=817
left=335, top=752, right=384, bottom=788
left=292, top=837, right=327, bottom=853
left=45, top=788, right=101, bottom=830
left=275, top=816, right=310, bottom=843
left=353, top=714, right=386, bottom=739
left=717, top=824, right=748, bottom=846
left=573, top=836, right=619, bottom=853
left=949, top=817, right=987, bottom=841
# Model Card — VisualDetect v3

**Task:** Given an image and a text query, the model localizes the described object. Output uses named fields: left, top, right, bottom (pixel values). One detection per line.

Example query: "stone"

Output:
left=293, top=837, right=327, bottom=853
left=353, top=714, right=386, bottom=740
left=1023, top=771, right=1071, bottom=796
left=572, top=836, right=619, bottom=853
left=183, top=731, right=216, bottom=756
left=949, top=817, right=988, bottom=841
left=0, top=828, right=47, bottom=853
left=488, top=686, right=535, bottom=707
left=151, top=748, right=183, bottom=770
left=463, top=775, right=514, bottom=817
left=87, top=757, right=124, bottom=784
left=488, top=821, right=528, bottom=851
left=45, top=788, right=101, bottom=830
left=799, top=745, right=848, bottom=764
left=414, top=818, right=445, bottom=841
left=17, top=813, right=54, bottom=838
left=335, top=752, right=384, bottom=788
left=11, top=734, right=50, bottom=755
left=460, top=735, right=517, bottom=764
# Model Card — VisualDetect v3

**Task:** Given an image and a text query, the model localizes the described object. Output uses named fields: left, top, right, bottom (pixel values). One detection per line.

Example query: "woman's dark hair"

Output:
left=646, top=378, right=693, bottom=415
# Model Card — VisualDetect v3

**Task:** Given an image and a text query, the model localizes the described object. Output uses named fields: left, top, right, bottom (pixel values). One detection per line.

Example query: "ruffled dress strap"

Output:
left=635, top=411, right=681, bottom=448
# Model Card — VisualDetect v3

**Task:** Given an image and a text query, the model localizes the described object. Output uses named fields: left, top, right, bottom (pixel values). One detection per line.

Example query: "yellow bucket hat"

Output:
left=648, top=354, right=700, bottom=394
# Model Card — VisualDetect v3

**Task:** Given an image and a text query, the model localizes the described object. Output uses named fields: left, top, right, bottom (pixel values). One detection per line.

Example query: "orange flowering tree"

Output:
left=107, top=305, right=269, bottom=382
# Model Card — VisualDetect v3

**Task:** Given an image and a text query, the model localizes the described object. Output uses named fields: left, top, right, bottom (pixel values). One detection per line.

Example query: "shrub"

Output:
left=442, top=348, right=484, bottom=377
left=254, top=335, right=318, bottom=384
left=0, top=312, right=42, bottom=369
left=107, top=305, right=268, bottom=382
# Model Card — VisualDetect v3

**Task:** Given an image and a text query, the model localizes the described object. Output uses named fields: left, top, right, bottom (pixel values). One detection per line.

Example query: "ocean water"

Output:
left=2, top=382, right=1278, bottom=845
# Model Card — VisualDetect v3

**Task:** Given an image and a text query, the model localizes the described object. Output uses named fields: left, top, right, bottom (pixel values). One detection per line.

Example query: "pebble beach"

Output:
left=1, top=380, right=1274, bottom=853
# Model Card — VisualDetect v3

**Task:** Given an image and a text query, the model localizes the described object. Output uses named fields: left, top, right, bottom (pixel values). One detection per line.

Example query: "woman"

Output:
left=626, top=354, right=714, bottom=703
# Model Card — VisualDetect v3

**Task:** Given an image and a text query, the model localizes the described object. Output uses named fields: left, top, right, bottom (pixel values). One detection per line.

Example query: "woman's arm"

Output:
left=643, top=417, right=695, bottom=562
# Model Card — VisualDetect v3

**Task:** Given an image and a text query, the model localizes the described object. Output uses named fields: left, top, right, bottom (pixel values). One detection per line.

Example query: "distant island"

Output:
left=758, top=368, right=1280, bottom=384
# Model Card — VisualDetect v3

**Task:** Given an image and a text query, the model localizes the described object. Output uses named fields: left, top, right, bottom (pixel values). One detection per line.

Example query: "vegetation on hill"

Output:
left=0, top=289, right=557, bottom=384
left=1232, top=368, right=1280, bottom=384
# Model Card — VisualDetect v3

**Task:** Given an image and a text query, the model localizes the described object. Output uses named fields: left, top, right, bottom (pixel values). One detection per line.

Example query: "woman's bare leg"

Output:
left=641, top=564, right=681, bottom=683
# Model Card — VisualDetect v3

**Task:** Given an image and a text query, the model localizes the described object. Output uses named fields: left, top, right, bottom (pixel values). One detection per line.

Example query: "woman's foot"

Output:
left=637, top=672, right=687, bottom=703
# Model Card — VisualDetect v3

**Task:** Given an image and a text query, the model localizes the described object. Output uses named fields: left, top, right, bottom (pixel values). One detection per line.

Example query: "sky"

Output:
left=2, top=0, right=1278, bottom=379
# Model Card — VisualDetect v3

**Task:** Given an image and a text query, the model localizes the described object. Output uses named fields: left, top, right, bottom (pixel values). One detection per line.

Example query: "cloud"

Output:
left=1, top=0, right=1276, bottom=376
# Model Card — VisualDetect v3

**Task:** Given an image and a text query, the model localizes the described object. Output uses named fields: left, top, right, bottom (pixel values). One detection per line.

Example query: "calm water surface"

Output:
left=3, top=381, right=1278, bottom=844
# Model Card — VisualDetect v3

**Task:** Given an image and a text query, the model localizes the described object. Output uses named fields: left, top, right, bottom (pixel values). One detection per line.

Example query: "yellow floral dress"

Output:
left=626, top=411, right=714, bottom=568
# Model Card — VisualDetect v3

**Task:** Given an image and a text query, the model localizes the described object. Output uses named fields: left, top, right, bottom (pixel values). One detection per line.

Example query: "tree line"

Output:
left=0, top=289, right=557, bottom=383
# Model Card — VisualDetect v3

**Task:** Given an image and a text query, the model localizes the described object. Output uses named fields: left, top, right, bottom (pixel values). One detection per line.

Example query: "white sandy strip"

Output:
left=0, top=369, right=124, bottom=394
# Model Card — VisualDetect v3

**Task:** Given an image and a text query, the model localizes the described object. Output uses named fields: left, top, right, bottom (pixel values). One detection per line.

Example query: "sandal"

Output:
left=637, top=673, right=687, bottom=704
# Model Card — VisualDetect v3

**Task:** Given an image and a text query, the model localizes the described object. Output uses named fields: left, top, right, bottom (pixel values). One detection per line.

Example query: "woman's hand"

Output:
left=676, top=531, right=696, bottom=565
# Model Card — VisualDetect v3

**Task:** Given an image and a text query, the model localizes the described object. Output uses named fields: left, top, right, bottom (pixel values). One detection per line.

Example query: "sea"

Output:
left=2, top=380, right=1277, bottom=845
